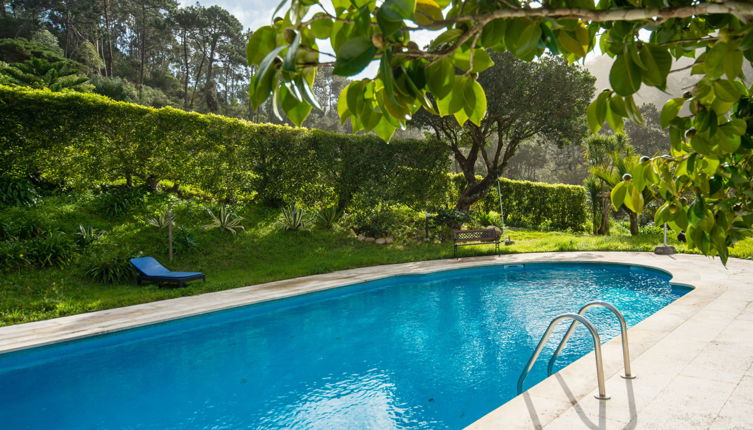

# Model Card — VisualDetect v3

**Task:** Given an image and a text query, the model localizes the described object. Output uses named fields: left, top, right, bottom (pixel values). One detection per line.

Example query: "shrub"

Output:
left=473, top=210, right=501, bottom=228
left=315, top=206, right=340, bottom=230
left=173, top=227, right=198, bottom=254
left=83, top=252, right=134, bottom=284
left=0, top=175, right=39, bottom=207
left=25, top=231, right=76, bottom=267
left=281, top=204, right=306, bottom=231
left=431, top=208, right=471, bottom=229
left=95, top=187, right=147, bottom=218
left=344, top=204, right=421, bottom=239
left=451, top=174, right=588, bottom=231
left=202, top=206, right=245, bottom=236
left=0, top=86, right=450, bottom=212
left=0, top=240, right=25, bottom=269
left=12, top=214, right=50, bottom=239
left=145, top=211, right=175, bottom=229
left=74, top=224, right=104, bottom=247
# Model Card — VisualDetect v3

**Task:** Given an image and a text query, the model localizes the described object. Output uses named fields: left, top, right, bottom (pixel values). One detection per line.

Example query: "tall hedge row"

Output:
left=0, top=86, right=451, bottom=210
left=0, top=86, right=588, bottom=230
left=450, top=174, right=588, bottom=231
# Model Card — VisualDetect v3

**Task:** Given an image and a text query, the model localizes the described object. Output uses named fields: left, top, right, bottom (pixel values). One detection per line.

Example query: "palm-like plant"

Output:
left=591, top=148, right=654, bottom=236
left=75, top=224, right=104, bottom=246
left=201, top=206, right=245, bottom=236
left=145, top=212, right=175, bottom=229
left=1, top=58, right=90, bottom=91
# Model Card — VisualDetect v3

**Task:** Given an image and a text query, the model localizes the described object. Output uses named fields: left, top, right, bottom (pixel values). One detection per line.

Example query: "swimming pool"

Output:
left=0, top=262, right=689, bottom=429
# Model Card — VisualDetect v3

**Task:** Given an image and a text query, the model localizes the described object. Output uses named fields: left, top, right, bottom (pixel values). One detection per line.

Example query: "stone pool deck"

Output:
left=1, top=252, right=752, bottom=428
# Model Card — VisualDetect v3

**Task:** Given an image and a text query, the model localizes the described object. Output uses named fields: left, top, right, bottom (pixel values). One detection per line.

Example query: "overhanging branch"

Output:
left=431, top=2, right=753, bottom=27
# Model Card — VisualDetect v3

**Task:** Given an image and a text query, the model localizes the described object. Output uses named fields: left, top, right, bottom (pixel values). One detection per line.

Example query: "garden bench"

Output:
left=453, top=228, right=501, bottom=258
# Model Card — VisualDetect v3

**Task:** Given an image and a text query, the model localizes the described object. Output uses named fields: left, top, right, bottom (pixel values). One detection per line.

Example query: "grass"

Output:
left=2, top=192, right=751, bottom=327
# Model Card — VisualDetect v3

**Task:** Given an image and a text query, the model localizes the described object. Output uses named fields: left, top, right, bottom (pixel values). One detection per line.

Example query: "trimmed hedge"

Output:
left=451, top=174, right=588, bottom=231
left=0, top=86, right=450, bottom=211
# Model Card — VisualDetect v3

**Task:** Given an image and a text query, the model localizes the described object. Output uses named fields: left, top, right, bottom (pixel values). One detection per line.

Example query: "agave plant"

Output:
left=75, top=224, right=104, bottom=246
left=145, top=211, right=175, bottom=229
left=281, top=204, right=306, bottom=230
left=202, top=206, right=245, bottom=236
left=315, top=206, right=340, bottom=230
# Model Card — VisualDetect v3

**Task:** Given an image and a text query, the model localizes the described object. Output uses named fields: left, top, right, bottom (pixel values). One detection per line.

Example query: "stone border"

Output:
left=0, top=251, right=747, bottom=428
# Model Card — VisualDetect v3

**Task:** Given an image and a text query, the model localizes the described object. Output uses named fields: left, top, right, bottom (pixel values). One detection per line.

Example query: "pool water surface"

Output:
left=0, top=263, right=689, bottom=429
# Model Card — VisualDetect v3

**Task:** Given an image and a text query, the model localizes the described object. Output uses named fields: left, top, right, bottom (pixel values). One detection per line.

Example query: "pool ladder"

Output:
left=516, top=301, right=635, bottom=400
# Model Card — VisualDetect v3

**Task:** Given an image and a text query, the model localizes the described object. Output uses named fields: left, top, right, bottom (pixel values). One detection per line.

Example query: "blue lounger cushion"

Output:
left=129, top=257, right=205, bottom=287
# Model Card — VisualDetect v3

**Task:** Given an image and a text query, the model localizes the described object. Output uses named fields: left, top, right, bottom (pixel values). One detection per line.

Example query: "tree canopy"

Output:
left=247, top=0, right=753, bottom=263
left=412, top=52, right=594, bottom=211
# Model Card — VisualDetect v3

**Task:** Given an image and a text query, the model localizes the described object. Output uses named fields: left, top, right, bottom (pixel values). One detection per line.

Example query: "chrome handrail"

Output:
left=546, top=301, right=635, bottom=380
left=517, top=313, right=610, bottom=400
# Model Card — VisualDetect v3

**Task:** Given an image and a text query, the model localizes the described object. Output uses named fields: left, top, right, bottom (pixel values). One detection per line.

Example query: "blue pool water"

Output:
left=0, top=263, right=689, bottom=429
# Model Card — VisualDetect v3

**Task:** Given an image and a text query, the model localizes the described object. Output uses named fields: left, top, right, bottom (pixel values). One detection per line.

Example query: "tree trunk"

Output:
left=103, top=0, right=113, bottom=77
left=204, top=38, right=219, bottom=112
left=455, top=172, right=497, bottom=213
left=629, top=211, right=639, bottom=235
left=182, top=31, right=190, bottom=108
left=598, top=193, right=610, bottom=235
left=137, top=3, right=147, bottom=101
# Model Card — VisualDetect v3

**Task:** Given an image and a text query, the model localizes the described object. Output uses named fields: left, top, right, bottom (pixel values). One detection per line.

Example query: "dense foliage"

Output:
left=250, top=0, right=753, bottom=262
left=0, top=86, right=450, bottom=213
left=450, top=174, right=588, bottom=231
left=412, top=52, right=594, bottom=211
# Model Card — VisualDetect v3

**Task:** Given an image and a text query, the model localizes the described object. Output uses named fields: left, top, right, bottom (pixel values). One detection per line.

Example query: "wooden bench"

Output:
left=453, top=228, right=501, bottom=257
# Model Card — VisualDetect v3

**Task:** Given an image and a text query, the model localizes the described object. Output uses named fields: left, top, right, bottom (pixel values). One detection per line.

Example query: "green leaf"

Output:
left=426, top=57, right=454, bottom=99
left=430, top=29, right=463, bottom=48
left=713, top=79, right=742, bottom=103
left=654, top=202, right=670, bottom=224
left=280, top=84, right=312, bottom=126
left=247, top=26, right=277, bottom=66
left=705, top=42, right=727, bottom=79
left=587, top=100, right=601, bottom=133
left=609, top=55, right=642, bottom=96
left=310, top=15, right=333, bottom=39
left=283, top=32, right=301, bottom=72
left=624, top=94, right=644, bottom=125
left=337, top=84, right=350, bottom=121
left=333, top=38, right=376, bottom=76
left=372, top=115, right=397, bottom=141
left=471, top=49, right=494, bottom=73
left=660, top=98, right=685, bottom=128
left=728, top=118, right=747, bottom=135
left=466, top=79, right=487, bottom=126
left=638, top=44, right=671, bottom=89
left=514, top=21, right=542, bottom=57
left=382, top=0, right=416, bottom=20
left=294, top=75, right=321, bottom=110
left=609, top=94, right=627, bottom=117
left=481, top=19, right=507, bottom=49
left=556, top=31, right=586, bottom=58
left=717, top=125, right=742, bottom=153
left=414, top=0, right=442, bottom=26
left=624, top=182, right=644, bottom=213
left=611, top=181, right=627, bottom=210
left=725, top=49, right=743, bottom=79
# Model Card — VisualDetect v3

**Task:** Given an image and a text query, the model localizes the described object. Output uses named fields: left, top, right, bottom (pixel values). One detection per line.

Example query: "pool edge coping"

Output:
left=0, top=251, right=699, bottom=355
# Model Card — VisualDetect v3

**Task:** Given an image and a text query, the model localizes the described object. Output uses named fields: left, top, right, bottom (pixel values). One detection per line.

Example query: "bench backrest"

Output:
left=130, top=257, right=170, bottom=276
left=453, top=228, right=500, bottom=242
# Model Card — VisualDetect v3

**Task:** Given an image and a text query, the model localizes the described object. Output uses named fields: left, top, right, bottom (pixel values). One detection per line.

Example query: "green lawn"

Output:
left=2, top=194, right=751, bottom=327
